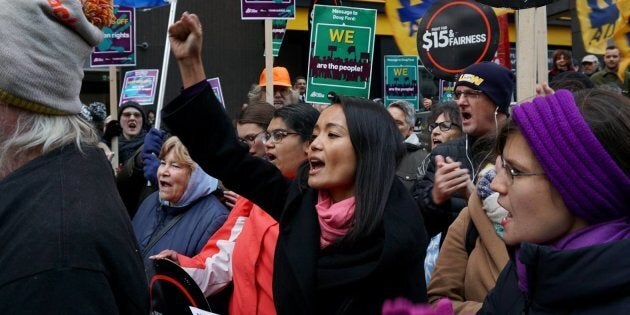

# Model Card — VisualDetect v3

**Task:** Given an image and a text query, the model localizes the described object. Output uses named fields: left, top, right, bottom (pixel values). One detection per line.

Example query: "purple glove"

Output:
left=142, top=128, right=165, bottom=186
left=382, top=298, right=453, bottom=315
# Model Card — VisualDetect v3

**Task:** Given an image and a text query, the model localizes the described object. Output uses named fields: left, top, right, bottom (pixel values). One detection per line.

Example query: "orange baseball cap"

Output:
left=259, top=67, right=292, bottom=87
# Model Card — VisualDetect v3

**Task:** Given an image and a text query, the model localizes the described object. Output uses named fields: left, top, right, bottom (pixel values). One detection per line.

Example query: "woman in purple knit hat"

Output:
left=477, top=89, right=630, bottom=314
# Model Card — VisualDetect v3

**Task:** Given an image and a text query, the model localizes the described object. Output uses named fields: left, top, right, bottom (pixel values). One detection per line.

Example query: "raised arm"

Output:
left=169, top=12, right=205, bottom=88
left=161, top=13, right=290, bottom=220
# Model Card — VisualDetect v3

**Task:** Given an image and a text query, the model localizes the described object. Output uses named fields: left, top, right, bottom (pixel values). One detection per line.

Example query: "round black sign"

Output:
left=475, top=0, right=555, bottom=9
left=148, top=258, right=212, bottom=315
left=417, top=0, right=499, bottom=81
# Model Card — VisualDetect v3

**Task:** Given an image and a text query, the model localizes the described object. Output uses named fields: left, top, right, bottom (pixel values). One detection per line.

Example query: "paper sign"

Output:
left=384, top=55, right=419, bottom=110
left=206, top=78, right=225, bottom=108
left=306, top=5, right=377, bottom=103
left=91, top=6, right=136, bottom=67
left=189, top=307, right=220, bottom=315
left=119, top=69, right=159, bottom=105
left=241, top=0, right=295, bottom=19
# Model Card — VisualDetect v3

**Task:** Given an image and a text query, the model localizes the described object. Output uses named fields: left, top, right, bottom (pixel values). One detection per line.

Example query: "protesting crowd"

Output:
left=0, top=1, right=629, bottom=315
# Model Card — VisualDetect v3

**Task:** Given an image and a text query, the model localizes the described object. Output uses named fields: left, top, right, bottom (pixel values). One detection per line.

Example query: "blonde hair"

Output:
left=159, top=136, right=196, bottom=174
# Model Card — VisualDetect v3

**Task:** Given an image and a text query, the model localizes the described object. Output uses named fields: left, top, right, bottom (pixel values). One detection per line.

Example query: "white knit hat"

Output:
left=0, top=0, right=115, bottom=115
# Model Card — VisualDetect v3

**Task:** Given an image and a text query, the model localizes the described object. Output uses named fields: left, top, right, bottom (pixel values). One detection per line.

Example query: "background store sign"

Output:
left=119, top=69, right=159, bottom=105
left=474, top=0, right=555, bottom=9
left=206, top=78, right=226, bottom=108
left=385, top=0, right=436, bottom=57
left=383, top=55, right=419, bottom=110
left=91, top=6, right=136, bottom=67
left=241, top=0, right=295, bottom=19
left=306, top=5, right=377, bottom=103
left=417, top=0, right=499, bottom=81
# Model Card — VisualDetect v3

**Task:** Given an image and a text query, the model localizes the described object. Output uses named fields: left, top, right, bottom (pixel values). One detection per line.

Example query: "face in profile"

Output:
left=264, top=117, right=310, bottom=179
left=237, top=123, right=266, bottom=158
left=430, top=113, right=461, bottom=149
left=120, top=107, right=143, bottom=139
left=387, top=106, right=413, bottom=138
left=490, top=132, right=586, bottom=246
left=157, top=150, right=191, bottom=204
left=308, top=105, right=357, bottom=202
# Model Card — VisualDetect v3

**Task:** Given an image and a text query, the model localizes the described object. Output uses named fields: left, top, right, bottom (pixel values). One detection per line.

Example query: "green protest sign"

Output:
left=306, top=5, right=377, bottom=103
left=384, top=55, right=419, bottom=110
left=272, top=19, right=287, bottom=57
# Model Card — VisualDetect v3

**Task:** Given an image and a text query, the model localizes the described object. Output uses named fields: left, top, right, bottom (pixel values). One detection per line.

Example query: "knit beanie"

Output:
left=0, top=0, right=115, bottom=115
left=512, top=90, right=630, bottom=224
left=455, top=61, right=515, bottom=115
left=119, top=101, right=146, bottom=123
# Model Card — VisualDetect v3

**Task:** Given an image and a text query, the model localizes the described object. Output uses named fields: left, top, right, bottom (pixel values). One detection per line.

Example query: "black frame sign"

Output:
left=417, top=0, right=499, bottom=81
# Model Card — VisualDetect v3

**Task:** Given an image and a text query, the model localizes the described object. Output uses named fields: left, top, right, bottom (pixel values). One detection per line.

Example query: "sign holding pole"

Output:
left=154, top=0, right=178, bottom=130
left=306, top=5, right=377, bottom=103
left=109, top=67, right=119, bottom=168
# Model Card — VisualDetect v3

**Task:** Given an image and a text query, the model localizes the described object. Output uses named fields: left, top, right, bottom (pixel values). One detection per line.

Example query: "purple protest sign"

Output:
left=120, top=69, right=159, bottom=105
left=206, top=78, right=225, bottom=108
left=91, top=6, right=136, bottom=67
left=241, top=0, right=295, bottom=19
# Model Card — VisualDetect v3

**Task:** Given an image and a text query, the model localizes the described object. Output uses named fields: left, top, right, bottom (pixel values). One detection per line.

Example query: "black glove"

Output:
left=103, top=120, right=122, bottom=142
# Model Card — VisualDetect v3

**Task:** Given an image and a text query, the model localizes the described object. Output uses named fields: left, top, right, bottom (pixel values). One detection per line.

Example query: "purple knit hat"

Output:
left=512, top=90, right=630, bottom=224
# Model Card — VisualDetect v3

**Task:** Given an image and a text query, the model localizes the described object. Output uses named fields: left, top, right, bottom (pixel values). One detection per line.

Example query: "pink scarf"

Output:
left=316, top=191, right=355, bottom=249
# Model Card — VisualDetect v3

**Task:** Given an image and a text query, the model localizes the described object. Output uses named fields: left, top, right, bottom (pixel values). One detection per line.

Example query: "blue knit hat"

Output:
left=455, top=62, right=515, bottom=115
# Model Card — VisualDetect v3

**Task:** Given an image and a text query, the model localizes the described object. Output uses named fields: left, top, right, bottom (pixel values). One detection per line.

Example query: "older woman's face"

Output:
left=308, top=105, right=357, bottom=202
left=490, top=132, right=586, bottom=245
left=157, top=150, right=191, bottom=203
left=430, top=113, right=461, bottom=150
left=264, top=117, right=309, bottom=179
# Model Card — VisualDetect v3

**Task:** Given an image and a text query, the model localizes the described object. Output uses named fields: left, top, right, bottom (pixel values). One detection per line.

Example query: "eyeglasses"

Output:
left=454, top=89, right=484, bottom=101
left=121, top=112, right=142, bottom=118
left=429, top=121, right=460, bottom=132
left=500, top=155, right=545, bottom=184
left=262, top=129, right=300, bottom=144
left=238, top=130, right=265, bottom=147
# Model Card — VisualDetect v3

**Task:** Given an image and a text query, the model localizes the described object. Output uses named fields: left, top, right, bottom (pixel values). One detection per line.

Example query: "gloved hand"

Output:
left=382, top=297, right=453, bottom=315
left=102, top=120, right=122, bottom=143
left=141, top=128, right=165, bottom=186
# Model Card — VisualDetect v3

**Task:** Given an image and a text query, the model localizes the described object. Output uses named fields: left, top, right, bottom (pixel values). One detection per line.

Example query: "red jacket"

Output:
left=178, top=196, right=278, bottom=315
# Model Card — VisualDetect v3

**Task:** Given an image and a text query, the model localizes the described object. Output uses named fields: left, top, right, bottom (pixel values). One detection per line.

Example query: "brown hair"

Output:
left=237, top=101, right=275, bottom=129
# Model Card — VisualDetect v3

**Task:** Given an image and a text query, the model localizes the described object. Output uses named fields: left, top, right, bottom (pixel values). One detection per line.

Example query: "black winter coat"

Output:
left=162, top=84, right=428, bottom=315
left=413, top=135, right=479, bottom=238
left=479, top=240, right=630, bottom=314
